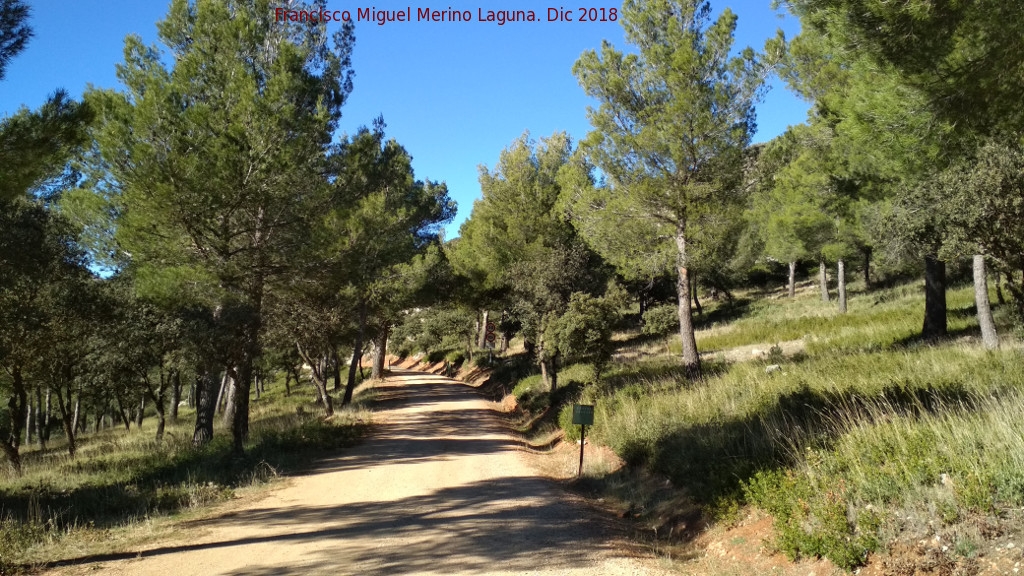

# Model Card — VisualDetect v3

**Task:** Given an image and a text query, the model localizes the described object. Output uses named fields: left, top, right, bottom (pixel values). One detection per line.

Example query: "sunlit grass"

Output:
left=507, top=276, right=1023, bottom=570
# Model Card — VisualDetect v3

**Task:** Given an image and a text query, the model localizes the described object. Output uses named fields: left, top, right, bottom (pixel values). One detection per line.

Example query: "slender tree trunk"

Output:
left=284, top=368, right=293, bottom=397
left=135, top=396, right=145, bottom=428
left=922, top=255, right=948, bottom=339
left=837, top=259, right=848, bottom=314
left=169, top=370, right=181, bottom=422
left=331, top=348, right=342, bottom=391
left=372, top=327, right=388, bottom=380
left=215, top=371, right=229, bottom=414
left=995, top=270, right=1005, bottom=304
left=43, top=387, right=52, bottom=442
left=71, top=395, right=81, bottom=434
left=25, top=401, right=32, bottom=445
left=674, top=229, right=701, bottom=378
left=818, top=259, right=830, bottom=302
left=343, top=302, right=367, bottom=406
left=691, top=275, right=703, bottom=315
left=192, top=369, right=218, bottom=447
left=221, top=372, right=236, bottom=425
left=114, top=393, right=131, bottom=431
left=973, top=255, right=999, bottom=350
left=478, top=310, right=489, bottom=348
left=863, top=247, right=872, bottom=290
left=3, top=367, right=28, bottom=475
left=540, top=356, right=559, bottom=393
left=36, top=387, right=46, bottom=450
left=296, top=344, right=333, bottom=416
left=231, top=316, right=260, bottom=455
left=788, top=261, right=796, bottom=298
left=52, top=385, right=76, bottom=459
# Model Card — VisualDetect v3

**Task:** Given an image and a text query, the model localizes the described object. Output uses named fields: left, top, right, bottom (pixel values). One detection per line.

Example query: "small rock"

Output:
left=766, top=364, right=782, bottom=374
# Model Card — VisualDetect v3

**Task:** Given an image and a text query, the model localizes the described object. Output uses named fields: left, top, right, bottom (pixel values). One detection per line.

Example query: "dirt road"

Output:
left=56, top=370, right=668, bottom=575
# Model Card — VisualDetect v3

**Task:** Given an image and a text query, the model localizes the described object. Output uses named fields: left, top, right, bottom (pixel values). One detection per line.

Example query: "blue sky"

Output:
left=1, top=1, right=810, bottom=237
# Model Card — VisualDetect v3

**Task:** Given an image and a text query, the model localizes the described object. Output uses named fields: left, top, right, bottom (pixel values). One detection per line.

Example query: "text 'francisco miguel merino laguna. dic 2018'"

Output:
left=274, top=7, right=619, bottom=26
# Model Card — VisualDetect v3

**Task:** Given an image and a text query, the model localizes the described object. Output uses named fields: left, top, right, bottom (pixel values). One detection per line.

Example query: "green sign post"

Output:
left=572, top=404, right=594, bottom=477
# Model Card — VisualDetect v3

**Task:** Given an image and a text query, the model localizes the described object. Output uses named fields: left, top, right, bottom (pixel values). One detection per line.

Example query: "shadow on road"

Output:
left=48, top=370, right=630, bottom=575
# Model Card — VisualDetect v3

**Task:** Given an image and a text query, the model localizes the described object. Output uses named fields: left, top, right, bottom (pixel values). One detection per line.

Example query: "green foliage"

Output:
left=641, top=304, right=679, bottom=337
left=0, top=0, right=31, bottom=82
left=0, top=90, right=93, bottom=202
left=743, top=470, right=880, bottom=570
left=390, top=306, right=477, bottom=359
left=544, top=292, right=619, bottom=378
left=568, top=0, right=773, bottom=371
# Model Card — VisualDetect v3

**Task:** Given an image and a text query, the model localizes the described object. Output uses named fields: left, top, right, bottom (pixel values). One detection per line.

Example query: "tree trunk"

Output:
left=329, top=348, right=341, bottom=391
left=372, top=327, right=388, bottom=380
left=221, top=371, right=236, bottom=425
left=2, top=367, right=28, bottom=475
left=818, top=259, right=830, bottom=302
left=343, top=302, right=367, bottom=406
left=36, top=387, right=47, bottom=450
left=71, top=395, right=81, bottom=434
left=478, top=310, right=489, bottom=348
left=788, top=261, right=796, bottom=298
left=296, top=344, right=333, bottom=416
left=43, top=387, right=52, bottom=442
left=837, top=259, right=848, bottom=314
left=674, top=230, right=701, bottom=378
left=863, top=247, right=872, bottom=290
left=135, top=396, right=145, bottom=429
left=973, top=255, right=999, bottom=350
left=922, top=255, right=948, bottom=339
left=192, top=369, right=218, bottom=446
left=540, top=356, right=558, bottom=393
left=25, top=401, right=32, bottom=445
left=52, top=385, right=76, bottom=459
left=231, top=318, right=260, bottom=455
left=215, top=371, right=229, bottom=414
left=691, top=275, right=703, bottom=315
left=169, top=370, right=181, bottom=422
left=995, top=269, right=1006, bottom=304
left=284, top=368, right=292, bottom=397
left=114, top=393, right=131, bottom=431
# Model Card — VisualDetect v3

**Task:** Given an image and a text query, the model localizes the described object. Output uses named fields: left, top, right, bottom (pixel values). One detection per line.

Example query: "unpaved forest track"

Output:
left=52, top=370, right=669, bottom=576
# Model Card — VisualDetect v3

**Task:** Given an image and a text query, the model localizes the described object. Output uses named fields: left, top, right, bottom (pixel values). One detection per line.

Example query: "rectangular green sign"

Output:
left=572, top=404, right=594, bottom=426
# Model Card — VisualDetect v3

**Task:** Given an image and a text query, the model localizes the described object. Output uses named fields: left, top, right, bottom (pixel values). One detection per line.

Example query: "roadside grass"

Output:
left=0, top=378, right=370, bottom=571
left=504, top=278, right=1023, bottom=571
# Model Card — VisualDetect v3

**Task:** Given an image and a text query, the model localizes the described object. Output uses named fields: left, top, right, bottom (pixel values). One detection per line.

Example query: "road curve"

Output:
left=54, top=369, right=667, bottom=576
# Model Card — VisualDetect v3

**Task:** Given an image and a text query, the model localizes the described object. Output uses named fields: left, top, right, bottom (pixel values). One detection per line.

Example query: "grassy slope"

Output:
left=0, top=378, right=370, bottom=570
left=512, top=278, right=1024, bottom=571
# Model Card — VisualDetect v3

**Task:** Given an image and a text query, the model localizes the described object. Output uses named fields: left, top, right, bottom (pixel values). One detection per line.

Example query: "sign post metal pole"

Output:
left=578, top=425, right=586, bottom=477
left=572, top=404, right=594, bottom=478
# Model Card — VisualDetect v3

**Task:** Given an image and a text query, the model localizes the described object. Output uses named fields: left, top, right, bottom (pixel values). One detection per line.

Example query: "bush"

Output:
left=743, top=469, right=881, bottom=570
left=641, top=304, right=679, bottom=336
left=445, top=349, right=466, bottom=366
left=546, top=293, right=618, bottom=378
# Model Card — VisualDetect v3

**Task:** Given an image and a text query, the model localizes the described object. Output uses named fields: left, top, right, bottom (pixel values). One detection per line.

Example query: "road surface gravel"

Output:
left=54, top=369, right=669, bottom=575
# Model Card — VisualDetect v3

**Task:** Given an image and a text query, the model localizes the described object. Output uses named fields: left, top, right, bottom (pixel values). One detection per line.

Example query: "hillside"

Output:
left=505, top=277, right=1024, bottom=573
